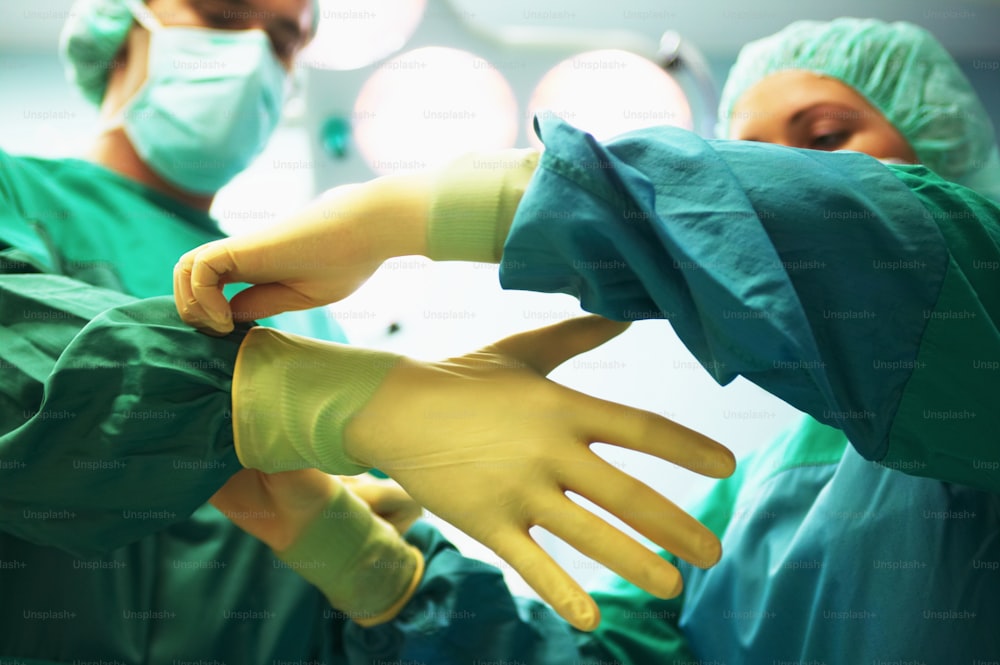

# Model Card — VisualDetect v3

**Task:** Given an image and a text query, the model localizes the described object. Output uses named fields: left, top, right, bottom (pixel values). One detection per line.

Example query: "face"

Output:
left=95, top=0, right=314, bottom=203
left=145, top=0, right=314, bottom=70
left=727, top=70, right=918, bottom=163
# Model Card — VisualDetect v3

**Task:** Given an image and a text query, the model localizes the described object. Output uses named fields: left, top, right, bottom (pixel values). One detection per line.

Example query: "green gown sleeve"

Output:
left=500, top=117, right=1000, bottom=491
left=0, top=149, right=273, bottom=558
left=0, top=270, right=246, bottom=557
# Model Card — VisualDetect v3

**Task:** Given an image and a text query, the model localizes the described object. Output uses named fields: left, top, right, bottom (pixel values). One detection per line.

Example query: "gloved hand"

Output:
left=231, top=315, right=736, bottom=631
left=210, top=469, right=423, bottom=626
left=341, top=473, right=424, bottom=535
left=174, top=150, right=538, bottom=334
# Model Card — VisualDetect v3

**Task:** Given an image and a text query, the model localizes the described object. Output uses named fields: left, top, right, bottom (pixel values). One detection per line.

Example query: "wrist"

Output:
left=259, top=470, right=341, bottom=551
left=362, top=172, right=435, bottom=261
left=273, top=480, right=425, bottom=626
left=426, top=149, right=539, bottom=262
left=210, top=469, right=340, bottom=552
left=310, top=177, right=429, bottom=266
left=232, top=327, right=402, bottom=474
left=340, top=355, right=427, bottom=471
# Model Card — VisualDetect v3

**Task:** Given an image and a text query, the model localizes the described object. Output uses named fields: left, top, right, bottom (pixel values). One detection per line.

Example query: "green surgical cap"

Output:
left=718, top=18, right=1000, bottom=202
left=60, top=0, right=321, bottom=106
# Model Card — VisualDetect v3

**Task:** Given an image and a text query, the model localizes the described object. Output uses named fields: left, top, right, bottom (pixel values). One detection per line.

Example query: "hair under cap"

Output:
left=60, top=0, right=320, bottom=106
left=718, top=18, right=1000, bottom=201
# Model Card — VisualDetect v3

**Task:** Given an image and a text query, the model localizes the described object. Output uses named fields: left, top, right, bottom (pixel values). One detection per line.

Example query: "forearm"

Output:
left=425, top=149, right=540, bottom=262
left=303, top=149, right=539, bottom=263
left=0, top=275, right=244, bottom=555
left=296, top=172, right=433, bottom=262
left=209, top=468, right=339, bottom=552
left=501, top=117, right=1000, bottom=488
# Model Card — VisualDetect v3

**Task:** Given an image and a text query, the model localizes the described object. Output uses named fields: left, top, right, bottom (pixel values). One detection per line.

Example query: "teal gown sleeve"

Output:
left=0, top=268, right=245, bottom=556
left=500, top=117, right=1000, bottom=491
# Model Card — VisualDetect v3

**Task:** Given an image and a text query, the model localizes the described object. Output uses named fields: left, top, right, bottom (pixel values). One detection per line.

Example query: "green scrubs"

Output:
left=0, top=150, right=353, bottom=662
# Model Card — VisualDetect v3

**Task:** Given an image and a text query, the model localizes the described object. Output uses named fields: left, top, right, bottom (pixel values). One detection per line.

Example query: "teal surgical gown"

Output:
left=350, top=118, right=1000, bottom=663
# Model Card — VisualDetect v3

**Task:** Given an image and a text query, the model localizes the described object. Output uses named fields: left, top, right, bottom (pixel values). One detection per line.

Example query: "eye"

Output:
left=267, top=23, right=302, bottom=65
left=193, top=0, right=245, bottom=29
left=809, top=131, right=849, bottom=150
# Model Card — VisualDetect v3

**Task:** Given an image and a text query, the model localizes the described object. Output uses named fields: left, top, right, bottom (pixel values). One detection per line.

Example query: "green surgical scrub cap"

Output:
left=718, top=18, right=1000, bottom=202
left=60, top=0, right=321, bottom=106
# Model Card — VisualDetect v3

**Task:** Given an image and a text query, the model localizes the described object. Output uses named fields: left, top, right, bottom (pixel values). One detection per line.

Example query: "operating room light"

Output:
left=527, top=49, right=694, bottom=148
left=352, top=47, right=519, bottom=174
left=302, top=0, right=427, bottom=70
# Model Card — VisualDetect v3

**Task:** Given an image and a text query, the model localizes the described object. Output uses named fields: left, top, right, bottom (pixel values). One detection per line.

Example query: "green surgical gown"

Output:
left=0, top=150, right=356, bottom=663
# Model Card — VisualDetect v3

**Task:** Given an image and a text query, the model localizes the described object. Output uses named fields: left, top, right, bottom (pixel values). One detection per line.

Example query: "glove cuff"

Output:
left=232, top=327, right=401, bottom=474
left=427, top=149, right=539, bottom=262
left=273, top=482, right=424, bottom=626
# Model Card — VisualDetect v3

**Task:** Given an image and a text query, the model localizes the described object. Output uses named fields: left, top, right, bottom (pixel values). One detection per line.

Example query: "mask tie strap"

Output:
left=95, top=0, right=161, bottom=135
left=122, top=0, right=162, bottom=32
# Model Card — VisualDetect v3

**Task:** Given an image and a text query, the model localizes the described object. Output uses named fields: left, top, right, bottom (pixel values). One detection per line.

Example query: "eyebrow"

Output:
left=789, top=102, right=862, bottom=127
left=736, top=101, right=857, bottom=143
left=200, top=0, right=306, bottom=41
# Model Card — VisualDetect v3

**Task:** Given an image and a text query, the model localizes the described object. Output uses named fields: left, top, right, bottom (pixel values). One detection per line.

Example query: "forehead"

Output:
left=727, top=70, right=874, bottom=137
left=192, top=0, right=312, bottom=34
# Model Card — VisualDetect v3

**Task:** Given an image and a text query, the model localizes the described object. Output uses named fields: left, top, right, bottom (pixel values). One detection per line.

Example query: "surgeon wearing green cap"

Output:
left=0, top=1, right=736, bottom=661
left=177, top=17, right=1000, bottom=663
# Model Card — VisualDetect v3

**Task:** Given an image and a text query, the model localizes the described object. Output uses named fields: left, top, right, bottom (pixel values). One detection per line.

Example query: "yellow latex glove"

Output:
left=340, top=474, right=423, bottom=535
left=173, top=150, right=537, bottom=334
left=210, top=469, right=422, bottom=626
left=231, top=315, right=735, bottom=631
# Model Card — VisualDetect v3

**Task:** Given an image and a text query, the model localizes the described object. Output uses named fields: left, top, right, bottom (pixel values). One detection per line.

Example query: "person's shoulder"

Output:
left=0, top=152, right=117, bottom=215
left=0, top=149, right=61, bottom=203
left=0, top=151, right=85, bottom=189
left=0, top=146, right=32, bottom=179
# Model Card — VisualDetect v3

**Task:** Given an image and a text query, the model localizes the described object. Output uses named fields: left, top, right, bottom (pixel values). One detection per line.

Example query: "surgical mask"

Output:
left=113, top=0, right=288, bottom=194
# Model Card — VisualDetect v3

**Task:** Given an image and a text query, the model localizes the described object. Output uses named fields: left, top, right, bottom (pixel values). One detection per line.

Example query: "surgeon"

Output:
left=177, top=18, right=1000, bottom=663
left=0, top=0, right=736, bottom=661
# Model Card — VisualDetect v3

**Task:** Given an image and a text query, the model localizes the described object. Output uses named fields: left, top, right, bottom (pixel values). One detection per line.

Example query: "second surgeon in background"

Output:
left=0, top=0, right=737, bottom=661
left=177, top=18, right=1000, bottom=663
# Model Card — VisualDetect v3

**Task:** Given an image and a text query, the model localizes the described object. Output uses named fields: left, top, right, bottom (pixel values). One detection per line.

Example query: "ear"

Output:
left=98, top=26, right=150, bottom=123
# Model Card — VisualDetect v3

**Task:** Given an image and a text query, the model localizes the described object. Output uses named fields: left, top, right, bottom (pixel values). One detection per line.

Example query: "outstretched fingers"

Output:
left=535, top=498, right=685, bottom=598
left=486, top=315, right=632, bottom=375
left=565, top=459, right=723, bottom=569
left=577, top=394, right=736, bottom=480
left=487, top=528, right=602, bottom=632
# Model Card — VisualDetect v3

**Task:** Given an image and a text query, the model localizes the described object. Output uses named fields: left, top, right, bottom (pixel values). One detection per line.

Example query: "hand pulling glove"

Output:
left=232, top=315, right=735, bottom=631
left=272, top=477, right=424, bottom=626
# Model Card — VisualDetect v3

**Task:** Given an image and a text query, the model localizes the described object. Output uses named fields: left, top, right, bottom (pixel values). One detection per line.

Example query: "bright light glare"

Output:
left=353, top=47, right=519, bottom=174
left=302, top=0, right=426, bottom=71
left=527, top=49, right=693, bottom=148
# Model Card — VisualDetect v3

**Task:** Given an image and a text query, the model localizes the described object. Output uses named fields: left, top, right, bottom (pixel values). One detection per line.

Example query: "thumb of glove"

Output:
left=485, top=315, right=631, bottom=375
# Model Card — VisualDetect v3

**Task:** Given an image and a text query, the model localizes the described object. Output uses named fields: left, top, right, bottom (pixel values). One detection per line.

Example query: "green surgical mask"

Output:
left=113, top=0, right=288, bottom=194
